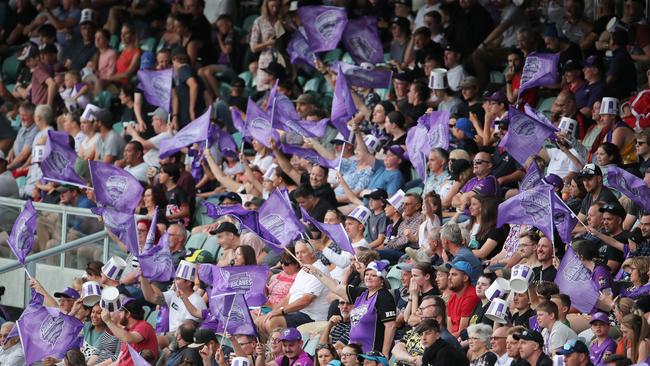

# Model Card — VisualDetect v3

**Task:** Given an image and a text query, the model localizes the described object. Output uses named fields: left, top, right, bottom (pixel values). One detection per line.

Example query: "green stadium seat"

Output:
left=2, top=56, right=21, bottom=84
left=537, top=97, right=556, bottom=119
left=322, top=49, right=342, bottom=65
left=201, top=235, right=222, bottom=260
left=140, top=37, right=157, bottom=52
left=185, top=232, right=207, bottom=250
left=94, top=91, right=113, bottom=109
left=242, top=14, right=259, bottom=35
left=303, top=77, right=322, bottom=94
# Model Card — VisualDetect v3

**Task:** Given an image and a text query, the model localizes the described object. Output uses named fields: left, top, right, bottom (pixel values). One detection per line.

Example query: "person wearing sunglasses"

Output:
left=319, top=298, right=353, bottom=349
left=452, top=151, right=498, bottom=213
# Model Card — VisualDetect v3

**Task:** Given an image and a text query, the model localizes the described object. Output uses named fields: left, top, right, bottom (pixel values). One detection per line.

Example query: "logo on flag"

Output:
left=106, top=176, right=129, bottom=204
left=40, top=316, right=65, bottom=345
left=315, top=10, right=341, bottom=40
left=47, top=151, right=70, bottom=172
left=520, top=189, right=550, bottom=222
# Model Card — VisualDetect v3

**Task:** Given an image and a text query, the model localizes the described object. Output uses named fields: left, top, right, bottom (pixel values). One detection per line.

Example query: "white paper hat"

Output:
left=347, top=205, right=372, bottom=226
left=364, top=135, right=381, bottom=153
left=81, top=281, right=102, bottom=306
left=102, top=256, right=127, bottom=281
left=176, top=260, right=196, bottom=281
left=485, top=298, right=509, bottom=324
left=510, top=264, right=533, bottom=293
left=386, top=189, right=406, bottom=211
left=264, top=164, right=277, bottom=181
left=32, top=145, right=45, bottom=163
left=599, top=97, right=619, bottom=115
left=99, top=286, right=122, bottom=312
left=232, top=357, right=251, bottom=366
left=606, top=17, right=628, bottom=33
left=428, top=68, right=448, bottom=90
left=558, top=117, right=577, bottom=136
left=81, top=103, right=101, bottom=121
left=485, top=277, right=510, bottom=301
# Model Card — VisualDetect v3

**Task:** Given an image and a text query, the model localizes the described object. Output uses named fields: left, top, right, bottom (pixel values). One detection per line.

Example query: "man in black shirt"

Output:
left=294, top=184, right=334, bottom=222
left=511, top=292, right=535, bottom=328
left=532, top=237, right=557, bottom=283
left=597, top=204, right=628, bottom=274
left=577, top=164, right=621, bottom=226
left=556, top=340, right=595, bottom=366
left=514, top=330, right=553, bottom=366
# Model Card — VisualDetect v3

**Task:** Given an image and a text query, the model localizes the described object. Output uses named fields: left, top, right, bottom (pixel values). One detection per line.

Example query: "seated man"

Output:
left=256, top=328, right=313, bottom=366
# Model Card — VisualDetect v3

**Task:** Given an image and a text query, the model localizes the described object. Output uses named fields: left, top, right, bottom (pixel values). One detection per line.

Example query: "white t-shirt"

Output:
left=546, top=147, right=584, bottom=179
left=288, top=260, right=330, bottom=321
left=73, top=131, right=87, bottom=153
left=446, top=64, right=466, bottom=92
left=125, top=161, right=149, bottom=182
left=144, top=131, right=173, bottom=168
left=163, top=290, right=207, bottom=332
left=253, top=153, right=274, bottom=173
left=542, top=321, right=578, bottom=355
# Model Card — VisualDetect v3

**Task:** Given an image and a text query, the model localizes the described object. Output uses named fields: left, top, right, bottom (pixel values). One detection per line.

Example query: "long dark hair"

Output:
left=64, top=349, right=86, bottom=366
left=469, top=195, right=499, bottom=243
left=597, top=142, right=623, bottom=166
left=236, top=245, right=257, bottom=265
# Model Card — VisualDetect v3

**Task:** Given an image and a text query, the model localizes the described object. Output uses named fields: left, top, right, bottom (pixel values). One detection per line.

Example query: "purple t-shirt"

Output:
left=275, top=351, right=313, bottom=366
left=460, top=175, right=499, bottom=196
left=590, top=337, right=616, bottom=366
left=592, top=265, right=613, bottom=292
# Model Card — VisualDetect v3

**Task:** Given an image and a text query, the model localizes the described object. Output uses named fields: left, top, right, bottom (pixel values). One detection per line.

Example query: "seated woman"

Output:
left=455, top=195, right=508, bottom=260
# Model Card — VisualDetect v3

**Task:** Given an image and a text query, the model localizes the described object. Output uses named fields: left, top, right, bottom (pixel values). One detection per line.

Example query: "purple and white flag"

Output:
left=281, top=144, right=340, bottom=170
left=520, top=160, right=543, bottom=191
left=331, top=64, right=354, bottom=140
left=405, top=124, right=430, bottom=180
left=556, top=246, right=599, bottom=313
left=91, top=207, right=139, bottom=255
left=497, top=184, right=555, bottom=241
left=143, top=209, right=158, bottom=251
left=605, top=166, right=650, bottom=212
left=136, top=68, right=173, bottom=112
left=231, top=107, right=246, bottom=133
left=159, top=106, right=212, bottom=158
left=271, top=95, right=329, bottom=138
left=342, top=16, right=384, bottom=65
left=245, top=98, right=279, bottom=148
left=214, top=127, right=238, bottom=154
left=89, top=160, right=143, bottom=213
left=518, top=53, right=560, bottom=95
left=297, top=6, right=348, bottom=53
left=258, top=189, right=305, bottom=247
left=41, top=130, right=86, bottom=188
left=138, top=232, right=173, bottom=282
left=7, top=200, right=37, bottom=265
left=334, top=62, right=393, bottom=89
left=499, top=106, right=558, bottom=166
left=127, top=343, right=152, bottom=366
left=208, top=265, right=269, bottom=306
left=551, top=193, right=578, bottom=245
left=287, top=31, right=317, bottom=68
left=209, top=293, right=258, bottom=336
left=301, top=207, right=354, bottom=255
left=420, top=111, right=450, bottom=150
left=17, top=296, right=84, bottom=365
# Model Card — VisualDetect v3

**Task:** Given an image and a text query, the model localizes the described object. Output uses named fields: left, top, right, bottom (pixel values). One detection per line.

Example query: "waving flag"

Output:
left=519, top=53, right=560, bottom=95
left=342, top=16, right=384, bottom=64
left=207, top=265, right=269, bottom=306
left=136, top=68, right=173, bottom=112
left=209, top=293, right=258, bottom=336
left=159, top=106, right=212, bottom=158
left=258, top=189, right=305, bottom=247
left=281, top=144, right=341, bottom=169
left=7, top=200, right=37, bottom=264
left=92, top=207, right=139, bottom=255
left=551, top=193, right=578, bottom=244
left=271, top=94, right=329, bottom=138
left=287, top=31, right=317, bottom=67
left=605, top=166, right=650, bottom=212
left=499, top=106, right=558, bottom=166
left=127, top=344, right=152, bottom=366
left=89, top=160, right=143, bottom=213
left=297, top=6, right=348, bottom=53
left=335, top=62, right=393, bottom=89
left=420, top=111, right=451, bottom=150
left=556, top=246, right=599, bottom=313
left=406, top=124, right=430, bottom=180
left=245, top=98, right=279, bottom=148
left=17, top=293, right=84, bottom=366
left=331, top=65, right=354, bottom=140
left=520, top=160, right=543, bottom=191
left=138, top=232, right=173, bottom=282
left=301, top=207, right=354, bottom=255
left=41, top=130, right=86, bottom=187
left=231, top=107, right=246, bottom=133
left=143, top=209, right=157, bottom=251
left=497, top=184, right=554, bottom=241
left=214, top=127, right=238, bottom=154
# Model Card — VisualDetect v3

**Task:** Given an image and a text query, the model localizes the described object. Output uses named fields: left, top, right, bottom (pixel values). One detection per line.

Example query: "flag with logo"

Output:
left=138, top=232, right=173, bottom=282
left=41, top=130, right=86, bottom=188
left=258, top=189, right=305, bottom=247
left=244, top=98, right=279, bottom=148
left=231, top=107, right=246, bottom=133
left=7, top=199, right=37, bottom=265
left=406, top=124, right=430, bottom=181
left=136, top=68, right=173, bottom=112
left=209, top=292, right=258, bottom=336
left=497, top=184, right=555, bottom=241
left=159, top=106, right=212, bottom=158
left=91, top=207, right=139, bottom=255
left=518, top=53, right=560, bottom=95
left=499, top=106, right=558, bottom=166
left=297, top=6, right=348, bottom=53
left=203, top=202, right=282, bottom=251
left=335, top=62, right=393, bottom=89
left=281, top=144, right=341, bottom=170
left=420, top=111, right=450, bottom=150
left=556, top=246, right=600, bottom=313
left=301, top=207, right=354, bottom=255
left=205, top=265, right=269, bottom=306
left=520, top=160, right=543, bottom=191
left=89, top=160, right=143, bottom=213
left=331, top=64, right=354, bottom=140
left=551, top=193, right=578, bottom=244
left=342, top=16, right=384, bottom=64
left=605, top=166, right=650, bottom=212
left=287, top=31, right=317, bottom=67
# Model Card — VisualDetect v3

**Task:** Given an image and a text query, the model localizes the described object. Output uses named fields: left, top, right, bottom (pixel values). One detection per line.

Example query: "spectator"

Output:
left=606, top=31, right=637, bottom=99
left=0, top=151, right=19, bottom=198
left=249, top=0, right=286, bottom=92
left=513, top=330, right=553, bottom=366
left=171, top=48, right=205, bottom=129
left=532, top=236, right=558, bottom=283
left=511, top=291, right=535, bottom=328
left=468, top=323, right=498, bottom=366
left=446, top=260, right=480, bottom=337
left=81, top=303, right=120, bottom=364
left=0, top=322, right=24, bottom=365
left=18, top=43, right=56, bottom=106
left=419, top=319, right=469, bottom=366
left=379, top=193, right=425, bottom=264
left=537, top=300, right=578, bottom=354
left=94, top=109, right=125, bottom=163
left=577, top=164, right=621, bottom=225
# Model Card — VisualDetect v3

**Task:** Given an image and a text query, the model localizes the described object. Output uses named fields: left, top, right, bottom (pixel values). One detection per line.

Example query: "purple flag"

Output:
left=551, top=193, right=578, bottom=245
left=7, top=200, right=37, bottom=264
left=287, top=31, right=317, bottom=67
left=155, top=305, right=169, bottom=333
left=520, top=160, right=543, bottom=191
left=420, top=111, right=451, bottom=150
left=209, top=293, right=258, bottom=336
left=281, top=144, right=340, bottom=169
left=17, top=297, right=84, bottom=365
left=138, top=232, right=173, bottom=282
left=231, top=107, right=246, bottom=133
left=605, top=166, right=650, bottom=212
left=89, top=160, right=143, bottom=213
left=406, top=124, right=430, bottom=180
left=497, top=184, right=555, bottom=241
left=499, top=106, right=558, bottom=166
left=301, top=207, right=354, bottom=255
left=258, top=189, right=305, bottom=247
left=209, top=265, right=269, bottom=306
left=518, top=53, right=560, bottom=95
left=214, top=128, right=237, bottom=154
left=143, top=208, right=157, bottom=251
left=41, top=130, right=86, bottom=187
left=159, top=106, right=212, bottom=158
left=245, top=98, right=279, bottom=148
left=136, top=68, right=173, bottom=112
left=334, top=62, right=393, bottom=89
left=556, top=246, right=600, bottom=313
left=266, top=79, right=279, bottom=114
left=127, top=343, right=152, bottom=366
left=297, top=6, right=348, bottom=53
left=342, top=16, right=384, bottom=64
left=92, top=207, right=140, bottom=255
left=331, top=65, right=354, bottom=140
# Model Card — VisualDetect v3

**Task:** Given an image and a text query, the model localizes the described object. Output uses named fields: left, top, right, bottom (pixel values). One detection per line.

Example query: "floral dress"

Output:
left=249, top=16, right=282, bottom=91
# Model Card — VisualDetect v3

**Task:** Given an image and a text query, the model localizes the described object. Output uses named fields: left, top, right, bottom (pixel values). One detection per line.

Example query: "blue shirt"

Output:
left=368, top=160, right=404, bottom=195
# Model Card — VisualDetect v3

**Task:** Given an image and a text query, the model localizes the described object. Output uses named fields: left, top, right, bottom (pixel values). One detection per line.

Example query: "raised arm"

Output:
left=302, top=265, right=347, bottom=300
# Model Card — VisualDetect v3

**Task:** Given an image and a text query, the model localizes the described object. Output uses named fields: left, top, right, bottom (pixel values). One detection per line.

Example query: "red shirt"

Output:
left=447, top=284, right=480, bottom=333
left=513, top=72, right=539, bottom=107
left=30, top=63, right=52, bottom=105
left=115, top=320, right=159, bottom=366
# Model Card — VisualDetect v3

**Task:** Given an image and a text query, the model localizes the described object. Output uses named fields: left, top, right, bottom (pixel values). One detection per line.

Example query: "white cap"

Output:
left=428, top=68, right=448, bottom=90
left=80, top=8, right=96, bottom=25
left=347, top=205, right=371, bottom=226
left=386, top=189, right=406, bottom=211
left=599, top=97, right=619, bottom=115
left=558, top=117, right=577, bottom=136
left=102, top=256, right=127, bottom=281
left=176, top=260, right=196, bottom=281
left=263, top=164, right=277, bottom=181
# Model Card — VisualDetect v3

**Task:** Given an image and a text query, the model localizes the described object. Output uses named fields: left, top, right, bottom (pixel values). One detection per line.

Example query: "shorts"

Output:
left=284, top=311, right=313, bottom=328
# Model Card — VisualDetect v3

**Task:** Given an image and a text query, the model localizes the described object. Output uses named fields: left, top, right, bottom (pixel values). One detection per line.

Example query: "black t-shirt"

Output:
left=492, top=150, right=522, bottom=190
left=470, top=301, right=493, bottom=327
left=308, top=197, right=335, bottom=222
left=474, top=351, right=498, bottom=366
left=598, top=231, right=627, bottom=266
left=579, top=187, right=621, bottom=215
left=532, top=265, right=557, bottom=284
left=347, top=285, right=397, bottom=352
left=313, top=184, right=337, bottom=208
left=536, top=353, right=553, bottom=366
left=511, top=308, right=535, bottom=328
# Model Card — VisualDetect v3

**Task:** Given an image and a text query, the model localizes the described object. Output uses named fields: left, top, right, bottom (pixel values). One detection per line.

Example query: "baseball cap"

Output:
left=279, top=328, right=302, bottom=342
left=598, top=203, right=626, bottom=219
left=589, top=312, right=609, bottom=324
left=148, top=107, right=169, bottom=121
left=358, top=351, right=389, bottom=366
left=579, top=163, right=602, bottom=177
left=231, top=77, right=245, bottom=88
left=583, top=55, right=604, bottom=70
left=513, top=330, right=544, bottom=347
left=40, top=44, right=58, bottom=55
left=450, top=261, right=472, bottom=275
left=485, top=91, right=507, bottom=104
left=543, top=174, right=564, bottom=191
left=188, top=328, right=219, bottom=348
left=364, top=189, right=388, bottom=200
left=390, top=16, right=410, bottom=32
left=433, top=263, right=452, bottom=273
left=383, top=145, right=406, bottom=160
left=393, top=70, right=413, bottom=83
left=294, top=93, right=318, bottom=105
left=220, top=192, right=243, bottom=204
left=140, top=51, right=155, bottom=70
left=213, top=222, right=239, bottom=235
left=55, top=184, right=79, bottom=193
left=455, top=118, right=476, bottom=139
left=79, top=8, right=97, bottom=26
left=556, top=339, right=590, bottom=356
left=261, top=61, right=286, bottom=79
left=563, top=59, right=582, bottom=72
left=17, top=42, right=39, bottom=61
left=54, top=287, right=80, bottom=299
left=444, top=43, right=461, bottom=54
left=394, top=0, right=412, bottom=6
left=93, top=109, right=113, bottom=124
left=396, top=262, right=413, bottom=272
left=460, top=76, right=479, bottom=89
left=186, top=249, right=214, bottom=264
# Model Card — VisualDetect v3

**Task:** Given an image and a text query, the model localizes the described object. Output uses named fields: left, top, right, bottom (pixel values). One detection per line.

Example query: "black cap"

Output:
left=188, top=328, right=218, bottom=348
left=40, top=44, right=58, bottom=54
left=637, top=295, right=650, bottom=313
left=563, top=59, right=582, bottom=72
left=364, top=189, right=388, bottom=200
left=214, top=221, right=239, bottom=235
left=220, top=192, right=242, bottom=204
left=444, top=43, right=461, bottom=54
left=231, top=77, right=245, bottom=88
left=262, top=61, right=286, bottom=79
left=556, top=340, right=590, bottom=356
left=513, top=330, right=544, bottom=348
left=390, top=16, right=410, bottom=32
left=393, top=70, right=413, bottom=83
left=598, top=203, right=626, bottom=219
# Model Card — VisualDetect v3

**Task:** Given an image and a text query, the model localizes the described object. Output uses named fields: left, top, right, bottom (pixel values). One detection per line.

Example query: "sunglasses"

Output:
left=473, top=159, right=489, bottom=165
